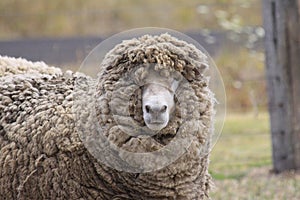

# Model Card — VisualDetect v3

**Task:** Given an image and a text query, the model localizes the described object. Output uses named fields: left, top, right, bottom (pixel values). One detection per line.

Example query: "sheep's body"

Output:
left=0, top=34, right=214, bottom=199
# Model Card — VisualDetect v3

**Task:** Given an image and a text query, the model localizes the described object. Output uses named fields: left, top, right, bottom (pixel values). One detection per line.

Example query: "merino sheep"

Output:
left=0, top=33, right=214, bottom=199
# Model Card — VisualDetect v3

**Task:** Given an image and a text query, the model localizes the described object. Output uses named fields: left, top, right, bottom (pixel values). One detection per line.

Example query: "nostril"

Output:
left=161, top=105, right=167, bottom=112
left=145, top=105, right=151, bottom=113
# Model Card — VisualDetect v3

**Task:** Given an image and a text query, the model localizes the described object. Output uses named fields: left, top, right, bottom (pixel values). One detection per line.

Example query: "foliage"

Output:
left=0, top=0, right=267, bottom=112
left=0, top=0, right=262, bottom=38
left=214, top=48, right=267, bottom=112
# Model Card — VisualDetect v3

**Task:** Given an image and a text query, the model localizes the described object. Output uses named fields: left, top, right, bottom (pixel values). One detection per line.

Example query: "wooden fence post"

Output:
left=262, top=0, right=300, bottom=173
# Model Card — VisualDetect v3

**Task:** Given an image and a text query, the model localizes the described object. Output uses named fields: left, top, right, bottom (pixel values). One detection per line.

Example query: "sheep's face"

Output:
left=142, top=82, right=177, bottom=131
left=142, top=84, right=174, bottom=131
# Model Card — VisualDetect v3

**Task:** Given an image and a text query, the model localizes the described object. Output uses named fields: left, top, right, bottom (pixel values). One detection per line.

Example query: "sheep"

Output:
left=0, top=33, right=215, bottom=199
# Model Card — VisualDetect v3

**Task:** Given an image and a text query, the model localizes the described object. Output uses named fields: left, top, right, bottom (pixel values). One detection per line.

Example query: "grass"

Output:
left=211, top=167, right=300, bottom=200
left=210, top=112, right=271, bottom=178
left=210, top=112, right=300, bottom=199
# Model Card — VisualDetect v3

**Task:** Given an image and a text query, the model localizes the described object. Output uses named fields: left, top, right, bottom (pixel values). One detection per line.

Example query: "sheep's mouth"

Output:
left=149, top=122, right=164, bottom=125
left=146, top=120, right=167, bottom=127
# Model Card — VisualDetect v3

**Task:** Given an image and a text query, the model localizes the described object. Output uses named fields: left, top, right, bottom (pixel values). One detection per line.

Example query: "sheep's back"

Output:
left=0, top=71, right=116, bottom=199
left=0, top=56, right=62, bottom=77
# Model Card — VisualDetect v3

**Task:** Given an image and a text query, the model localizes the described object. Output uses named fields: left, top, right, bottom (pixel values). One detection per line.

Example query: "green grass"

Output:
left=210, top=112, right=271, bottom=178
left=210, top=113, right=300, bottom=199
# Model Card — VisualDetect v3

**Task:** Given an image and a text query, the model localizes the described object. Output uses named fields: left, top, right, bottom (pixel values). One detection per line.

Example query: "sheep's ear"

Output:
left=171, top=79, right=179, bottom=93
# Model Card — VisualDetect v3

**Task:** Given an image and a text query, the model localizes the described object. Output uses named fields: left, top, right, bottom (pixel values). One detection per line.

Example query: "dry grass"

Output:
left=211, top=167, right=300, bottom=200
left=210, top=113, right=300, bottom=199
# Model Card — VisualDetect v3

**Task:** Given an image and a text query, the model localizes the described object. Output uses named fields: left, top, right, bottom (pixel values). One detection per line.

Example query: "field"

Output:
left=2, top=0, right=300, bottom=198
left=210, top=113, right=300, bottom=199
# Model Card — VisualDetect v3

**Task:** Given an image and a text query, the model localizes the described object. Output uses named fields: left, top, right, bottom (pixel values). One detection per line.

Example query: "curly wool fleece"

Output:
left=0, top=33, right=214, bottom=199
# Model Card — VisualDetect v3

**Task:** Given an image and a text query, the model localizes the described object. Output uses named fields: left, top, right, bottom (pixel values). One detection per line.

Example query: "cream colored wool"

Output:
left=0, top=56, right=62, bottom=76
left=0, top=33, right=214, bottom=199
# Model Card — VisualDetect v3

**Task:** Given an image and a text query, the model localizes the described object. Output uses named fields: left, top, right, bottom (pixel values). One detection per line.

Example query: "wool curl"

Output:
left=0, top=33, right=214, bottom=200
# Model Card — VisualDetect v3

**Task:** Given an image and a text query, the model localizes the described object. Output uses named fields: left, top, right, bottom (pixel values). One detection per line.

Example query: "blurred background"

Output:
left=1, top=0, right=299, bottom=199
left=0, top=0, right=266, bottom=113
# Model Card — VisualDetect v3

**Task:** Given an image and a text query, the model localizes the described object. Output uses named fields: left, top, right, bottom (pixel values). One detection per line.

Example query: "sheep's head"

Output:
left=142, top=79, right=178, bottom=131
left=76, top=33, right=213, bottom=173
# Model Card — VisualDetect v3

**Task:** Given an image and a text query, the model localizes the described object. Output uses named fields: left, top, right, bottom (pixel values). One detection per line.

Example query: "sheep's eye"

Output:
left=145, top=105, right=150, bottom=113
